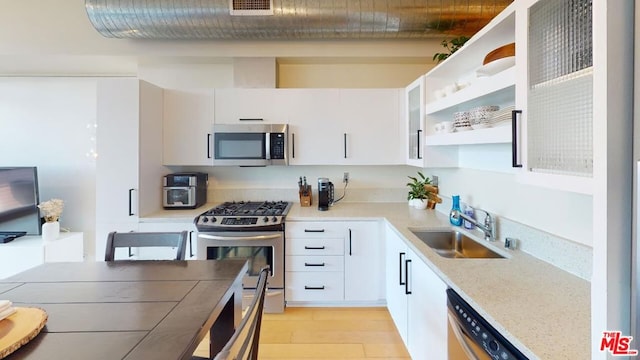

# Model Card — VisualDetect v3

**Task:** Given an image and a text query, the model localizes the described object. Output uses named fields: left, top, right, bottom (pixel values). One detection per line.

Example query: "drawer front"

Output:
left=286, top=237, right=344, bottom=256
left=286, top=221, right=346, bottom=238
left=285, top=271, right=344, bottom=302
left=285, top=255, right=344, bottom=272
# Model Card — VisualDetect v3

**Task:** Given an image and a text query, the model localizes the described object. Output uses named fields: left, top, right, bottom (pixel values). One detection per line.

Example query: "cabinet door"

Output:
left=340, top=89, right=403, bottom=165
left=407, top=248, right=448, bottom=360
left=515, top=0, right=594, bottom=194
left=214, top=89, right=288, bottom=124
left=96, top=79, right=140, bottom=223
left=385, top=225, right=409, bottom=344
left=344, top=221, right=384, bottom=301
left=137, top=222, right=198, bottom=260
left=405, top=76, right=426, bottom=167
left=285, top=89, right=342, bottom=165
left=163, top=89, right=214, bottom=166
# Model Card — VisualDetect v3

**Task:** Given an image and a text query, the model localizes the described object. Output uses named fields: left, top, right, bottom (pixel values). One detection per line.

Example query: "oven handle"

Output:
left=447, top=312, right=482, bottom=360
left=198, top=233, right=282, bottom=241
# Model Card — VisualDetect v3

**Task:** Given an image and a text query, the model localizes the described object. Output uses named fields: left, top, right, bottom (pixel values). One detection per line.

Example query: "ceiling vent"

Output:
left=230, top=0, right=274, bottom=16
left=85, top=0, right=513, bottom=40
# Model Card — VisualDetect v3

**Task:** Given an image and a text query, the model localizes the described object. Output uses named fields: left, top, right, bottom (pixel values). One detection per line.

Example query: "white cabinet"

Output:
left=513, top=0, right=595, bottom=194
left=285, top=89, right=342, bottom=165
left=163, top=89, right=214, bottom=166
left=287, top=89, right=402, bottom=165
left=285, top=221, right=345, bottom=302
left=385, top=224, right=447, bottom=360
left=137, top=221, right=198, bottom=260
left=285, top=220, right=383, bottom=304
left=343, top=221, right=384, bottom=302
left=338, top=89, right=403, bottom=165
left=95, top=79, right=164, bottom=261
left=214, top=88, right=289, bottom=124
left=0, top=232, right=84, bottom=279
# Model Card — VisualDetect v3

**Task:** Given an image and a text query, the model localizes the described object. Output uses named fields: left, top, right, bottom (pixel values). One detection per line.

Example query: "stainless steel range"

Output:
left=194, top=201, right=292, bottom=313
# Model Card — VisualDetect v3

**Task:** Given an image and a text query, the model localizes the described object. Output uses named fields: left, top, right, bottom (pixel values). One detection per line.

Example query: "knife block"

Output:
left=299, top=191, right=312, bottom=207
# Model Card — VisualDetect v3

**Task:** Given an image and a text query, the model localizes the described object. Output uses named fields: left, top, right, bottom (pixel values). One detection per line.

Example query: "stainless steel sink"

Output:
left=409, top=229, right=505, bottom=259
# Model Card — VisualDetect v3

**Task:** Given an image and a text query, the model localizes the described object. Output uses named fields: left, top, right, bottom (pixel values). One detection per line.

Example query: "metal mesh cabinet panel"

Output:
left=527, top=0, right=593, bottom=176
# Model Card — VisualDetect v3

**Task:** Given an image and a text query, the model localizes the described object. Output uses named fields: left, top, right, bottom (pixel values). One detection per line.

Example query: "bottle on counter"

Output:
left=449, top=195, right=463, bottom=226
left=463, top=204, right=475, bottom=229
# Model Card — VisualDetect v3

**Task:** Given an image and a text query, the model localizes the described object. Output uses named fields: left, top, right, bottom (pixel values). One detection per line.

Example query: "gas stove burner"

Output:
left=196, top=201, right=292, bottom=232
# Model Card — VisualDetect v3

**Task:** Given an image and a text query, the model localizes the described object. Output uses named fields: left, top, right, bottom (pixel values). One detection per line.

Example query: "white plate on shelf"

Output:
left=476, top=56, right=516, bottom=77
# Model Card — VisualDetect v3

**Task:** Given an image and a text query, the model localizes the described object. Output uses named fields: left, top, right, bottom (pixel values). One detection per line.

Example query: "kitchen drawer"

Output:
left=285, top=271, right=344, bottom=302
left=286, top=237, right=344, bottom=256
left=285, top=255, right=344, bottom=272
left=286, top=221, right=346, bottom=238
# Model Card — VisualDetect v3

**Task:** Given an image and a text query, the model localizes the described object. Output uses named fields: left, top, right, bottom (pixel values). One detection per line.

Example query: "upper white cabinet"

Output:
left=95, top=79, right=165, bottom=260
left=285, top=89, right=342, bottom=165
left=338, top=89, right=403, bottom=165
left=163, top=89, right=214, bottom=166
left=214, top=88, right=289, bottom=124
left=514, top=0, right=595, bottom=194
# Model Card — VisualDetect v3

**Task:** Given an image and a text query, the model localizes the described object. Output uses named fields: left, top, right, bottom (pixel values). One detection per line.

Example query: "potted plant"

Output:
left=406, top=172, right=432, bottom=209
left=432, top=36, right=470, bottom=63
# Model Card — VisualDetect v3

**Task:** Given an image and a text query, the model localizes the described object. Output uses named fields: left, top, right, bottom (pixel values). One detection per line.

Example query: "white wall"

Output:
left=0, top=78, right=97, bottom=258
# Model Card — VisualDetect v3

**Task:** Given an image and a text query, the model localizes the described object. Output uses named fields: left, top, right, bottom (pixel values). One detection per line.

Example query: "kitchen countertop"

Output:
left=142, top=201, right=591, bottom=360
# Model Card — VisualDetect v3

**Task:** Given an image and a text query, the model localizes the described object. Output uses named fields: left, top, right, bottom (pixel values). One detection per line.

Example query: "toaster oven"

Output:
left=163, top=172, right=208, bottom=209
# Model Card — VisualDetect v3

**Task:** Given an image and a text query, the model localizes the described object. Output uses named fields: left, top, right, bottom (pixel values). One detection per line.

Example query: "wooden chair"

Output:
left=104, top=231, right=188, bottom=261
left=211, top=266, right=269, bottom=360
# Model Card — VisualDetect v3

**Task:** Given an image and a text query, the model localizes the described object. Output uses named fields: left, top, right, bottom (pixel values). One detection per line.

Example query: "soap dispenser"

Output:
left=463, top=203, right=475, bottom=229
left=449, top=195, right=463, bottom=226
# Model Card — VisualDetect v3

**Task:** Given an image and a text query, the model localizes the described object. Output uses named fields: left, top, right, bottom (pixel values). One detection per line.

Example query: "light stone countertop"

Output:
left=141, top=201, right=591, bottom=360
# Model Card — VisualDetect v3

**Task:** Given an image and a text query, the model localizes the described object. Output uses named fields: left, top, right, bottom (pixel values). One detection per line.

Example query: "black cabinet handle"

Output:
left=188, top=231, right=194, bottom=258
left=128, top=247, right=133, bottom=258
left=304, top=286, right=325, bottom=290
left=304, top=262, right=325, bottom=267
left=239, top=118, right=264, bottom=121
left=128, top=188, right=135, bottom=216
left=348, top=228, right=352, bottom=256
left=399, top=252, right=406, bottom=285
left=207, top=133, right=212, bottom=159
left=344, top=133, right=347, bottom=158
left=512, top=110, right=523, bottom=168
left=292, top=133, right=295, bottom=159
left=405, top=259, right=412, bottom=295
left=417, top=130, right=422, bottom=159
left=304, top=229, right=325, bottom=233
left=304, top=246, right=326, bottom=250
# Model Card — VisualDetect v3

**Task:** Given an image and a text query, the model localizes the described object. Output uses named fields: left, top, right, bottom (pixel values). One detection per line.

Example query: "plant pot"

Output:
left=42, top=221, right=60, bottom=241
left=413, top=199, right=428, bottom=210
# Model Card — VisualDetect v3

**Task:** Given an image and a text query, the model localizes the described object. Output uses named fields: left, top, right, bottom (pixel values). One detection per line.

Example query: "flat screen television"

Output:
left=0, top=167, right=41, bottom=235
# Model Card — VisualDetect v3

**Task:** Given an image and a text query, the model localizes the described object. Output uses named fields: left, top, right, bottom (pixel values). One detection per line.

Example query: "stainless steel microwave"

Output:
left=212, top=124, right=288, bottom=166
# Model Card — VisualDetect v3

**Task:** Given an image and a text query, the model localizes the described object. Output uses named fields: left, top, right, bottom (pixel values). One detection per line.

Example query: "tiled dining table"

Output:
left=0, top=259, right=247, bottom=360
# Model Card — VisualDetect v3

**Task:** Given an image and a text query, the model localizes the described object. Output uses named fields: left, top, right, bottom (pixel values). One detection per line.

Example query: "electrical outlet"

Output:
left=343, top=172, right=349, bottom=184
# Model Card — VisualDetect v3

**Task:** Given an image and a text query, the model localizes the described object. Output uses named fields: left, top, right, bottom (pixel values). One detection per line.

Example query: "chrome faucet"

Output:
left=450, top=207, right=496, bottom=242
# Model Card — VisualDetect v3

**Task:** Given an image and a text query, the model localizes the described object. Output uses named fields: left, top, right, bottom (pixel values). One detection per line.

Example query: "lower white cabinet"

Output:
left=385, top=224, right=448, bottom=360
left=285, top=220, right=383, bottom=304
left=0, top=232, right=84, bottom=279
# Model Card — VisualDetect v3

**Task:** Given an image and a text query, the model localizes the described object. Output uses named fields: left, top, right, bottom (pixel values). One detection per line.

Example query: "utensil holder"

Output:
left=299, top=192, right=312, bottom=207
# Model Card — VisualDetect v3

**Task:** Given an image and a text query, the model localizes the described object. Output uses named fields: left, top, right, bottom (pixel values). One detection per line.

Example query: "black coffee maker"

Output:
left=317, top=178, right=334, bottom=211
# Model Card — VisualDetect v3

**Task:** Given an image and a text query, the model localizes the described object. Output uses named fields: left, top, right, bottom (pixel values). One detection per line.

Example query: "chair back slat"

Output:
left=213, top=266, right=269, bottom=360
left=105, top=231, right=188, bottom=261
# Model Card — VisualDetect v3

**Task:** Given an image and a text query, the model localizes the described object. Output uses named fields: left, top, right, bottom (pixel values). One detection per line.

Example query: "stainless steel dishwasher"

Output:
left=447, top=288, right=528, bottom=360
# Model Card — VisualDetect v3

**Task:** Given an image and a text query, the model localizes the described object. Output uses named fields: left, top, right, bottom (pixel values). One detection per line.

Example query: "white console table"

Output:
left=0, top=232, right=84, bottom=279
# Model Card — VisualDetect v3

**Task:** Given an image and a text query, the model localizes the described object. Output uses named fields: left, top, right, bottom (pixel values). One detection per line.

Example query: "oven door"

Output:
left=197, top=232, right=284, bottom=289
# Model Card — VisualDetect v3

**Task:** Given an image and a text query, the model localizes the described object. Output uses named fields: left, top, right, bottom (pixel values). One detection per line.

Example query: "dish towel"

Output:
left=0, top=300, right=16, bottom=321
